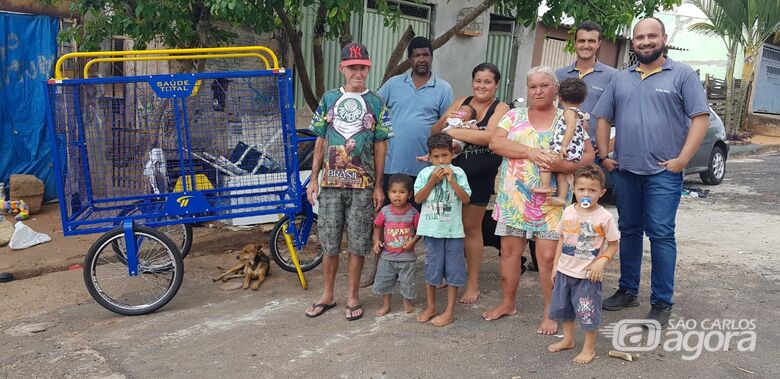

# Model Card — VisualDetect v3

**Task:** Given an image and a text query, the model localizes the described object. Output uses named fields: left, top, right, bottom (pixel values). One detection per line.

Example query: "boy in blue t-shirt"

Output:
left=413, top=133, right=471, bottom=327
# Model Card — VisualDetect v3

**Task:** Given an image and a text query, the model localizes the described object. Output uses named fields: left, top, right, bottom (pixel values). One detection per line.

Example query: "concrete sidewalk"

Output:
left=729, top=142, right=780, bottom=158
left=0, top=203, right=271, bottom=281
left=2, top=142, right=779, bottom=283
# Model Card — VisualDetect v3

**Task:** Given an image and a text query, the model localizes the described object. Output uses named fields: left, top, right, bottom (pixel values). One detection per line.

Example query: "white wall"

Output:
left=511, top=24, right=536, bottom=104
left=429, top=2, right=537, bottom=104
left=430, top=0, right=491, bottom=97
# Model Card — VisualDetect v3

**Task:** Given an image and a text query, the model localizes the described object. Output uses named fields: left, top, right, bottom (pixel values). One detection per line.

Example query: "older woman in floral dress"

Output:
left=484, top=66, right=595, bottom=335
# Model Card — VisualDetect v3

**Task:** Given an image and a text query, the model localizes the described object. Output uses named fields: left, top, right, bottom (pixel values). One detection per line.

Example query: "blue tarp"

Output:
left=0, top=12, right=59, bottom=201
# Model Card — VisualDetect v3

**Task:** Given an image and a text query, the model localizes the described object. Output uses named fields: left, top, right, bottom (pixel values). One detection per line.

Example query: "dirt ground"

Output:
left=747, top=134, right=780, bottom=145
left=0, top=151, right=778, bottom=378
left=0, top=204, right=270, bottom=322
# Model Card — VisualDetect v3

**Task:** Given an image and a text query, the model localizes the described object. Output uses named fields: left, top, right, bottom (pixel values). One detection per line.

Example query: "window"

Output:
left=366, top=0, right=430, bottom=20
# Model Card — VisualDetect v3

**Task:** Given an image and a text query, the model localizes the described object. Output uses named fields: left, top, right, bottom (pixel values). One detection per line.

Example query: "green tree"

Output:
left=705, top=0, right=780, bottom=133
left=689, top=0, right=741, bottom=134
left=46, top=0, right=680, bottom=111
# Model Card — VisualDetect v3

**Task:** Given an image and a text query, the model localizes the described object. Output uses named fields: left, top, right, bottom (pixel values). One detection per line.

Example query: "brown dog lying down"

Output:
left=212, top=243, right=271, bottom=290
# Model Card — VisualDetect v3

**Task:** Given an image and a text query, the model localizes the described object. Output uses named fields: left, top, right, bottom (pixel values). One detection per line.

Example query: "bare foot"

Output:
left=375, top=305, right=390, bottom=317
left=403, top=300, right=415, bottom=313
left=459, top=289, right=480, bottom=304
left=545, top=196, right=566, bottom=207
left=536, top=318, right=559, bottom=335
left=573, top=349, right=596, bottom=364
left=482, top=305, right=517, bottom=321
left=431, top=312, right=454, bottom=327
left=547, top=340, right=575, bottom=353
left=533, top=186, right=552, bottom=194
left=417, top=307, right=437, bottom=323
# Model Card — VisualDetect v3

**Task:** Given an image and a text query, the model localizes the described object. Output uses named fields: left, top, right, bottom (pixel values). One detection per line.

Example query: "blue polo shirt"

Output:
left=591, top=59, right=710, bottom=175
left=555, top=61, right=617, bottom=137
left=378, top=72, right=453, bottom=176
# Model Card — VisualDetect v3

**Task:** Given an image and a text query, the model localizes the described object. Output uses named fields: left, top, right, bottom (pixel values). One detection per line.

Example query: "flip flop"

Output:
left=305, top=302, right=337, bottom=318
left=345, top=304, right=363, bottom=321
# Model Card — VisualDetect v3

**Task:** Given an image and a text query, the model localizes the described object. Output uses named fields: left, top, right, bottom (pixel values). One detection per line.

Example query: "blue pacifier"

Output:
left=580, top=197, right=592, bottom=208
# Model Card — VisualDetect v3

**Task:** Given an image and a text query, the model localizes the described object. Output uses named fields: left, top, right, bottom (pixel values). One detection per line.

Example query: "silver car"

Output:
left=684, top=107, right=729, bottom=185
left=603, top=107, right=729, bottom=188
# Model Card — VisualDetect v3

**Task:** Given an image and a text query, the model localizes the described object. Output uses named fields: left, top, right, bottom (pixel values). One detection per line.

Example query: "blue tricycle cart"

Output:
left=45, top=46, right=320, bottom=315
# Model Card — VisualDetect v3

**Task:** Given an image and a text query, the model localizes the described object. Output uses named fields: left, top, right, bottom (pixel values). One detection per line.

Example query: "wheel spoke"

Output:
left=86, top=228, right=182, bottom=315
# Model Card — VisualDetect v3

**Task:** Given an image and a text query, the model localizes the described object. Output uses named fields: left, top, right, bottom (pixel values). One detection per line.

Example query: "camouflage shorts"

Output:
left=317, top=187, right=374, bottom=256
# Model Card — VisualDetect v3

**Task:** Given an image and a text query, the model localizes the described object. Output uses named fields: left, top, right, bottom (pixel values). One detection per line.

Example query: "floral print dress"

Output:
left=492, top=107, right=571, bottom=233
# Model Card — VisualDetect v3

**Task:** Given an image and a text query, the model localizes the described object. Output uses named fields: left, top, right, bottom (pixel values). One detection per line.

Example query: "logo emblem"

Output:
left=601, top=319, right=662, bottom=352
left=177, top=195, right=193, bottom=208
left=349, top=45, right=362, bottom=58
left=337, top=98, right=364, bottom=123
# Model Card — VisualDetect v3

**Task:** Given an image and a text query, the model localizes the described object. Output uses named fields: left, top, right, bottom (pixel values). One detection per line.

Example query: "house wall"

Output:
left=511, top=24, right=536, bottom=102
left=513, top=22, right=624, bottom=103
left=429, top=0, right=492, bottom=98
left=531, top=23, right=622, bottom=68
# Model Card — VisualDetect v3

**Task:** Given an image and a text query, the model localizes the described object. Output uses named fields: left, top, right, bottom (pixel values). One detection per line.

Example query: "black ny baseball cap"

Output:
left=340, top=42, right=372, bottom=68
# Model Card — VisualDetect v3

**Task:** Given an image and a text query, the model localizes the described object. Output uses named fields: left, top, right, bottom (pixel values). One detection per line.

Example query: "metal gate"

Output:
left=293, top=7, right=362, bottom=110
left=752, top=43, right=780, bottom=115
left=485, top=16, right=517, bottom=103
left=540, top=37, right=576, bottom=71
left=293, top=0, right=431, bottom=110
left=362, top=0, right=431, bottom=92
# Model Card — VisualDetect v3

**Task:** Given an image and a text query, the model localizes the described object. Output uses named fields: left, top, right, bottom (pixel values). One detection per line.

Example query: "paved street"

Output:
left=1, top=151, right=779, bottom=379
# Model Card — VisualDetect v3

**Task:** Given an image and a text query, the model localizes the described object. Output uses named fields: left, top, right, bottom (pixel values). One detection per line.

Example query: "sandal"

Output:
left=345, top=304, right=363, bottom=321
left=305, top=302, right=337, bottom=318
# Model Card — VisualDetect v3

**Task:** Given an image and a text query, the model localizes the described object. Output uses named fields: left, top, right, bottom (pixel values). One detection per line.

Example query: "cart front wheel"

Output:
left=270, top=214, right=323, bottom=273
left=117, top=201, right=193, bottom=258
left=84, top=225, right=184, bottom=316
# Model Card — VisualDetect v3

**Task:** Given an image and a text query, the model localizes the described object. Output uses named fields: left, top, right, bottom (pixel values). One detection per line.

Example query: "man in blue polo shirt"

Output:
left=592, top=17, right=709, bottom=326
left=378, top=36, right=453, bottom=197
left=555, top=21, right=617, bottom=139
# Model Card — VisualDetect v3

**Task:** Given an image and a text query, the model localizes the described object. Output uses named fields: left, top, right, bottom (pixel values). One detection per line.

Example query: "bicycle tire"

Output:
left=116, top=200, right=193, bottom=258
left=270, top=213, right=323, bottom=273
left=84, top=225, right=184, bottom=316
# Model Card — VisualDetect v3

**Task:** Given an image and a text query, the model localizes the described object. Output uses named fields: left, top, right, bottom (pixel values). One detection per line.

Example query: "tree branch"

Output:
left=340, top=19, right=353, bottom=47
left=276, top=4, right=319, bottom=111
left=386, top=0, right=498, bottom=78
left=313, top=4, right=327, bottom=98
left=382, top=25, right=416, bottom=84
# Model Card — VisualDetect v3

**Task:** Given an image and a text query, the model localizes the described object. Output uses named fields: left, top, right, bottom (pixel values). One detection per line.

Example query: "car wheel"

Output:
left=700, top=145, right=726, bottom=185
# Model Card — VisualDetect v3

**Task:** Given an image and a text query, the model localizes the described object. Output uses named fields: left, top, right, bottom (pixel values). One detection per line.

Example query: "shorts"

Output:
left=452, top=147, right=501, bottom=207
left=423, top=237, right=466, bottom=287
left=548, top=271, right=602, bottom=331
left=372, top=257, right=417, bottom=299
left=494, top=222, right=560, bottom=240
left=317, top=187, right=373, bottom=256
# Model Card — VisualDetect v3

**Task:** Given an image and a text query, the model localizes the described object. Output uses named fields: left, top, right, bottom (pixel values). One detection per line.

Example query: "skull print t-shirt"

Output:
left=309, top=88, right=393, bottom=189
